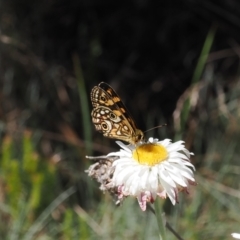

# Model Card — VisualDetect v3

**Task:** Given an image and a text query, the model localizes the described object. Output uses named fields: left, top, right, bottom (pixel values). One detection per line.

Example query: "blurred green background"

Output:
left=0, top=0, right=240, bottom=239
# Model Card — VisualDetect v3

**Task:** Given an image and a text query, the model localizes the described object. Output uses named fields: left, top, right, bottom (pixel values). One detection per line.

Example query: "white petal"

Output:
left=148, top=137, right=154, bottom=143
left=158, top=139, right=171, bottom=147
left=163, top=164, right=188, bottom=187
left=158, top=167, right=176, bottom=188
left=232, top=233, right=240, bottom=239
left=115, top=141, right=133, bottom=152
left=168, top=151, right=189, bottom=160
left=139, top=167, right=150, bottom=189
left=166, top=141, right=184, bottom=151
left=159, top=180, right=176, bottom=204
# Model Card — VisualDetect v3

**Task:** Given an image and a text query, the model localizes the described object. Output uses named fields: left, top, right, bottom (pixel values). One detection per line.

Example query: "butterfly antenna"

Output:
left=144, top=124, right=167, bottom=133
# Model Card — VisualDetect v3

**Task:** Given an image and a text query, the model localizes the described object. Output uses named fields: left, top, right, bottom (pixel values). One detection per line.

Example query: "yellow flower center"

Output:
left=132, top=143, right=168, bottom=166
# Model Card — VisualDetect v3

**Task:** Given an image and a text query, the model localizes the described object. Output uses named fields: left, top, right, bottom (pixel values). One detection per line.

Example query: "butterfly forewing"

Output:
left=91, top=85, right=115, bottom=108
left=98, top=82, right=139, bottom=129
left=90, top=82, right=144, bottom=144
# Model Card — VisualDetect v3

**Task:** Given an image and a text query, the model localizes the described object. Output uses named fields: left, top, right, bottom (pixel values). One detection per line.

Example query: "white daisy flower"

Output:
left=232, top=233, right=240, bottom=239
left=107, top=137, right=196, bottom=211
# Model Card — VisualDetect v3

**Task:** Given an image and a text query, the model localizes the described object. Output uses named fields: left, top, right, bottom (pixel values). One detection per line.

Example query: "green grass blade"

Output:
left=191, top=25, right=217, bottom=84
left=72, top=54, right=92, bottom=154
left=23, top=186, right=76, bottom=240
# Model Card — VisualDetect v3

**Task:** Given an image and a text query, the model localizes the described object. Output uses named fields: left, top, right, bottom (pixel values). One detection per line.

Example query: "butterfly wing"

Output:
left=90, top=82, right=143, bottom=144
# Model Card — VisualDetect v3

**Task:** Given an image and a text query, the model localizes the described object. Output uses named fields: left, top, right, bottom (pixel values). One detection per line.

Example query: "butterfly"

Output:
left=90, top=82, right=144, bottom=144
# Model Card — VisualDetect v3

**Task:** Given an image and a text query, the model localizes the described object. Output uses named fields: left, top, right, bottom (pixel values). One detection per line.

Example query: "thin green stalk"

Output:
left=191, top=24, right=217, bottom=84
left=72, top=54, right=92, bottom=154
left=23, top=187, right=76, bottom=240
left=154, top=199, right=166, bottom=240
left=175, top=25, right=217, bottom=140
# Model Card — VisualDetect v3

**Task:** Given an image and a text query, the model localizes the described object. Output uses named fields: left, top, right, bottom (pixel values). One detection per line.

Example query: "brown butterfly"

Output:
left=91, top=82, right=143, bottom=144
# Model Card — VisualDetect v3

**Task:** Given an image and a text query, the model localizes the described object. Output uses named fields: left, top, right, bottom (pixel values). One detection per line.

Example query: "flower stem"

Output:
left=154, top=199, right=166, bottom=240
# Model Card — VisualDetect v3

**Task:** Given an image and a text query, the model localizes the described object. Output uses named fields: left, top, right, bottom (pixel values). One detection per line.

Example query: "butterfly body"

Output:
left=90, top=82, right=144, bottom=145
